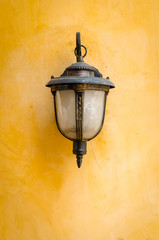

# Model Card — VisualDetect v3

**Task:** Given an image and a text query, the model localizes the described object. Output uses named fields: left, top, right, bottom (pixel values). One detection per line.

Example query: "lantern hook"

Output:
left=74, top=32, right=87, bottom=62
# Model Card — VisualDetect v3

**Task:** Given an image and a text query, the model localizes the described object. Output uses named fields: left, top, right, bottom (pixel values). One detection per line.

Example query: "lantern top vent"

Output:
left=61, top=62, right=102, bottom=78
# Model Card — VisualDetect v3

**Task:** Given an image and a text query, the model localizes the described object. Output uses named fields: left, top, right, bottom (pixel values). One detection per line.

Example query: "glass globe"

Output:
left=55, top=90, right=106, bottom=140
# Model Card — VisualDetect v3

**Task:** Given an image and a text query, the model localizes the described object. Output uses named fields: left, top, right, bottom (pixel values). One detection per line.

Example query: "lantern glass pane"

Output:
left=83, top=90, right=106, bottom=140
left=56, top=90, right=76, bottom=139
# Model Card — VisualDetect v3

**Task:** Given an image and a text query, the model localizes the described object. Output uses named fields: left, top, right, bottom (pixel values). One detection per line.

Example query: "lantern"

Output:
left=46, top=32, right=115, bottom=168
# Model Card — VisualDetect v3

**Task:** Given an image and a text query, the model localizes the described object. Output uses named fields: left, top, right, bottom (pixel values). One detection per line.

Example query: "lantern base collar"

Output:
left=73, top=141, right=87, bottom=168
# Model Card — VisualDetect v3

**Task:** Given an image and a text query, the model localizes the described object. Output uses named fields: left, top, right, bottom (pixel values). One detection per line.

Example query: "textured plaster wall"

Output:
left=0, top=0, right=159, bottom=240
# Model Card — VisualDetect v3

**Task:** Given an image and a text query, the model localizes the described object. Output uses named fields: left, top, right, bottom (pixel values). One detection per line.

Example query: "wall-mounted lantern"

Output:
left=46, top=32, right=115, bottom=168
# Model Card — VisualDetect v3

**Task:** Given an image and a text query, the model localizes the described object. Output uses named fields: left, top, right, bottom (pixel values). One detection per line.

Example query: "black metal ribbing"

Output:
left=74, top=90, right=86, bottom=168
left=75, top=91, right=83, bottom=140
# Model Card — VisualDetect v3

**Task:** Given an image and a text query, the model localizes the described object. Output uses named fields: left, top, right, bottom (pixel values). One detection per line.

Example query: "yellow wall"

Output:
left=0, top=0, right=159, bottom=239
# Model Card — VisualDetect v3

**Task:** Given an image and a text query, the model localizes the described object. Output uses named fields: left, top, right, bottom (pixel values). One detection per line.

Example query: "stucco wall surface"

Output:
left=0, top=0, right=159, bottom=240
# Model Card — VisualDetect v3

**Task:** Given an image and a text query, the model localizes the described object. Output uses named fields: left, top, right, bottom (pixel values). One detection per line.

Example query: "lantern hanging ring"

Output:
left=74, top=45, right=87, bottom=60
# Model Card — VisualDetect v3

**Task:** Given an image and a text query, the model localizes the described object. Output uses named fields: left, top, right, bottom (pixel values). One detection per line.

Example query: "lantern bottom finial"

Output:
left=73, top=141, right=87, bottom=168
left=76, top=155, right=83, bottom=168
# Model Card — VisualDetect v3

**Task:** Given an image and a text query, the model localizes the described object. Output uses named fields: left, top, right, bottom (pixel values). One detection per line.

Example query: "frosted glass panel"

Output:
left=56, top=90, right=76, bottom=139
left=83, top=90, right=105, bottom=140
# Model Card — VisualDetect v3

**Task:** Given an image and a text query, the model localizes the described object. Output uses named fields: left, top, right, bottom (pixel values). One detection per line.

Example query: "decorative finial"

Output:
left=76, top=154, right=83, bottom=168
